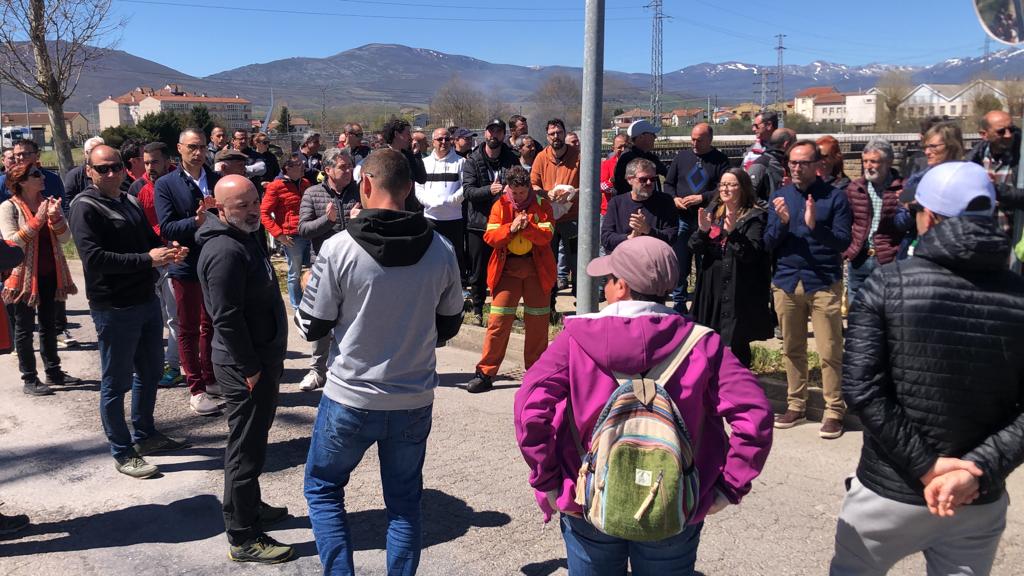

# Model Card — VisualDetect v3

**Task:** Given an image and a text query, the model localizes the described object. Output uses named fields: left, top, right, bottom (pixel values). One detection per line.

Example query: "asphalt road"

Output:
left=0, top=261, right=1021, bottom=575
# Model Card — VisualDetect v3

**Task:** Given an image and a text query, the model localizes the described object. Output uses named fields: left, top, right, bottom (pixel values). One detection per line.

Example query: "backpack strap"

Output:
left=631, top=324, right=713, bottom=405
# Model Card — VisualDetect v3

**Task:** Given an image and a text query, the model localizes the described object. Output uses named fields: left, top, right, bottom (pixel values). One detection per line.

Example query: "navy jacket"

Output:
left=764, top=178, right=852, bottom=293
left=154, top=166, right=220, bottom=280
left=601, top=192, right=679, bottom=253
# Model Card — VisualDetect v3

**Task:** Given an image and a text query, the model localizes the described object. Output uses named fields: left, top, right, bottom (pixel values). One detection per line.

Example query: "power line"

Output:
left=331, top=0, right=646, bottom=11
left=775, top=34, right=786, bottom=109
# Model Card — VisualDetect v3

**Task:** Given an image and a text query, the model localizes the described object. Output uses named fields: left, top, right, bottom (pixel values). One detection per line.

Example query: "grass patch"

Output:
left=463, top=302, right=565, bottom=339
left=40, top=148, right=84, bottom=169
left=750, top=343, right=822, bottom=385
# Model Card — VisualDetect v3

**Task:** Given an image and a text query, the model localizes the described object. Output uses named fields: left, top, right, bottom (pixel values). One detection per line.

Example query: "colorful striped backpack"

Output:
left=570, top=325, right=711, bottom=541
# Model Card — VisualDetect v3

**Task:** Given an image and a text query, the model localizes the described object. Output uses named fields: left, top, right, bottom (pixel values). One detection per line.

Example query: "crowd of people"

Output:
left=0, top=108, right=1021, bottom=576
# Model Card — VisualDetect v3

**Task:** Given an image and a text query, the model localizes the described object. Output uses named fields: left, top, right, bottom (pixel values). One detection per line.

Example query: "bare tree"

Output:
left=429, top=75, right=486, bottom=128
left=533, top=73, right=582, bottom=127
left=0, top=0, right=124, bottom=174
left=874, top=70, right=914, bottom=132
left=999, top=78, right=1024, bottom=118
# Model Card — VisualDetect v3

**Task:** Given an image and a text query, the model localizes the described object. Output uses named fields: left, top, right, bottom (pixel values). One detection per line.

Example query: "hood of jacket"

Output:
left=345, top=208, right=434, bottom=267
left=914, top=216, right=1010, bottom=273
left=563, top=300, right=693, bottom=374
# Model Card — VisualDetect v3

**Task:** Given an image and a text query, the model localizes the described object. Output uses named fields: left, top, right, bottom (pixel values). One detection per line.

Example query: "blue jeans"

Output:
left=561, top=515, right=704, bottom=576
left=282, top=236, right=311, bottom=308
left=91, top=297, right=163, bottom=459
left=670, top=216, right=694, bottom=313
left=846, top=255, right=878, bottom=307
left=305, top=396, right=433, bottom=576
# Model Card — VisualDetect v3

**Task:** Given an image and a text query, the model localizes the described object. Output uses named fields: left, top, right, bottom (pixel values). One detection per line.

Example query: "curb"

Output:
left=448, top=322, right=862, bottom=430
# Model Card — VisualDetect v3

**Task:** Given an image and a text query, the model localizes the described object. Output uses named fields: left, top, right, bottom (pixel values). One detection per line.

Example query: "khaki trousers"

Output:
left=773, top=280, right=845, bottom=420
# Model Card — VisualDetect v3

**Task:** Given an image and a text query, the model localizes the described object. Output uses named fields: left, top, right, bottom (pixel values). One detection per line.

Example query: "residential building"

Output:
left=98, top=84, right=252, bottom=132
left=845, top=93, right=883, bottom=129
left=612, top=108, right=653, bottom=129
left=893, top=80, right=1007, bottom=119
left=812, top=93, right=847, bottom=125
left=793, top=86, right=839, bottom=119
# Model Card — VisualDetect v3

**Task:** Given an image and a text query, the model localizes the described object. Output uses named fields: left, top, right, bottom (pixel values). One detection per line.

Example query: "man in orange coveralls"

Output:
left=464, top=165, right=555, bottom=394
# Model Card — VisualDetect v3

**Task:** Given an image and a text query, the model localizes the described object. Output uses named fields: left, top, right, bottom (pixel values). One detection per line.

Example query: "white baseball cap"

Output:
left=916, top=161, right=996, bottom=218
left=627, top=120, right=660, bottom=138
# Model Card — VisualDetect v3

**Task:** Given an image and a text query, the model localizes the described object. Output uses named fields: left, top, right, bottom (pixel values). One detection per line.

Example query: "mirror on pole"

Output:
left=975, top=0, right=1024, bottom=45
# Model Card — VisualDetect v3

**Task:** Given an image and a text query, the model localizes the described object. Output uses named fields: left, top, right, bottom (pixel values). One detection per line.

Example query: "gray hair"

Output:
left=862, top=138, right=894, bottom=164
left=83, top=136, right=105, bottom=155
left=625, top=157, right=656, bottom=179
left=302, top=132, right=321, bottom=147
left=322, top=147, right=353, bottom=169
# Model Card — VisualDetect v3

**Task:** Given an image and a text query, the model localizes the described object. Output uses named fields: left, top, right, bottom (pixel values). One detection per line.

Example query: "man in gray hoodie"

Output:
left=298, top=149, right=464, bottom=575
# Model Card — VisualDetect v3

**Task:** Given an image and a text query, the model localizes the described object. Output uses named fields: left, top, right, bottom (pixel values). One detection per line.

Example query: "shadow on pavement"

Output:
left=438, top=372, right=522, bottom=391
left=0, top=494, right=224, bottom=555
left=263, top=435, right=312, bottom=474
left=345, top=488, right=511, bottom=551
left=521, top=558, right=567, bottom=575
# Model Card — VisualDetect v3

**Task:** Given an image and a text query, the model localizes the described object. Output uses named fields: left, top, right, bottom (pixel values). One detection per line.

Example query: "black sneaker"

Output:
left=466, top=373, right=493, bottom=394
left=45, top=371, right=81, bottom=386
left=258, top=502, right=289, bottom=526
left=23, top=379, right=54, bottom=396
left=0, top=509, right=29, bottom=535
left=133, top=432, right=191, bottom=457
left=58, top=329, right=79, bottom=349
left=229, top=534, right=295, bottom=564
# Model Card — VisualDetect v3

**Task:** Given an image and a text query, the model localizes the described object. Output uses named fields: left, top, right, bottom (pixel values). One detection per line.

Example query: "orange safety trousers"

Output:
left=476, top=256, right=550, bottom=377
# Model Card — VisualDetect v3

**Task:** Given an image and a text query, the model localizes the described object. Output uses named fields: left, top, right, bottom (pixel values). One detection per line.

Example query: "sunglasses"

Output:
left=181, top=143, right=205, bottom=152
left=434, top=137, right=451, bottom=142
left=348, top=131, right=363, bottom=138
left=633, top=176, right=657, bottom=184
left=90, top=162, right=124, bottom=175
left=994, top=126, right=1014, bottom=136
left=27, top=170, right=43, bottom=179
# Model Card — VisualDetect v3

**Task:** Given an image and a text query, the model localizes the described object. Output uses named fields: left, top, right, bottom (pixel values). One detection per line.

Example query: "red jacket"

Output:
left=260, top=177, right=309, bottom=237
left=599, top=155, right=619, bottom=216
left=484, top=194, right=556, bottom=293
left=135, top=164, right=175, bottom=237
left=843, top=173, right=905, bottom=264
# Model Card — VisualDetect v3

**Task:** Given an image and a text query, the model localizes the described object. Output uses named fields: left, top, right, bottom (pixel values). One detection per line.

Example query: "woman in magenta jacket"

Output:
left=514, top=236, right=773, bottom=575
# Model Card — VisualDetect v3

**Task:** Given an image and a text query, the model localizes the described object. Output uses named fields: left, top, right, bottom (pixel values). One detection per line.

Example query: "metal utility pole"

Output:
left=320, top=86, right=328, bottom=133
left=577, top=0, right=605, bottom=314
left=648, top=0, right=664, bottom=127
left=775, top=34, right=786, bottom=113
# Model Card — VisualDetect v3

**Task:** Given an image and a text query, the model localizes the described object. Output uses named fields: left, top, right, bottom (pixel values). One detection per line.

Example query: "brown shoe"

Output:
left=819, top=418, right=844, bottom=439
left=773, top=409, right=806, bottom=429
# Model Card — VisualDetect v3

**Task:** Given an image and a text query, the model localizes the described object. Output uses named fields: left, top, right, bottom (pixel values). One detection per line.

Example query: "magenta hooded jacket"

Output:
left=513, top=300, right=774, bottom=524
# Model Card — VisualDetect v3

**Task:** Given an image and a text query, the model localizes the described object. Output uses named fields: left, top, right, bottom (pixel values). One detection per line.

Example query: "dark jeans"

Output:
left=561, top=515, right=704, bottom=576
left=429, top=218, right=466, bottom=280
left=91, top=297, right=162, bottom=459
left=466, top=229, right=492, bottom=313
left=846, top=255, right=878, bottom=308
left=217, top=360, right=282, bottom=546
left=13, top=273, right=60, bottom=383
left=671, top=216, right=694, bottom=314
left=171, top=278, right=214, bottom=395
left=55, top=299, right=67, bottom=332
left=305, top=396, right=433, bottom=576
left=550, top=220, right=578, bottom=306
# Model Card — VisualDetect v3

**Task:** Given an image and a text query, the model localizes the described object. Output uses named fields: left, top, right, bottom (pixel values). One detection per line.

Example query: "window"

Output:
left=918, top=106, right=925, bottom=116
left=939, top=106, right=945, bottom=114
left=929, top=105, right=935, bottom=115
left=950, top=105, right=957, bottom=115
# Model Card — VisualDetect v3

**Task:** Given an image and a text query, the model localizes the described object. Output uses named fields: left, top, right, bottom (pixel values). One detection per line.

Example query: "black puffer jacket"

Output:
left=462, top=143, right=519, bottom=232
left=844, top=217, right=1024, bottom=506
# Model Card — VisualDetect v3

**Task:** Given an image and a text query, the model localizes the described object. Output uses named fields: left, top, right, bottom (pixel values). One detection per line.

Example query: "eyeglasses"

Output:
left=13, top=152, right=34, bottom=159
left=719, top=182, right=740, bottom=189
left=633, top=176, right=657, bottom=184
left=788, top=160, right=817, bottom=168
left=923, top=143, right=946, bottom=151
left=181, top=143, right=204, bottom=152
left=348, top=131, right=364, bottom=138
left=994, top=126, right=1014, bottom=136
left=90, top=162, right=124, bottom=175
left=434, top=137, right=451, bottom=142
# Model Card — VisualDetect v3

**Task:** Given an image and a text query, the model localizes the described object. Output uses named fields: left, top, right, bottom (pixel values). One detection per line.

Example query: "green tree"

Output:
left=137, top=110, right=184, bottom=152
left=98, top=124, right=153, bottom=149
left=188, top=105, right=215, bottom=136
left=973, top=92, right=1005, bottom=119
left=277, top=106, right=292, bottom=134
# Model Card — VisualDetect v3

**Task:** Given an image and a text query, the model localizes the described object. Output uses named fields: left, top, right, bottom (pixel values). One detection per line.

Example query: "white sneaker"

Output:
left=190, top=392, right=225, bottom=416
left=205, top=382, right=224, bottom=398
left=299, top=371, right=325, bottom=391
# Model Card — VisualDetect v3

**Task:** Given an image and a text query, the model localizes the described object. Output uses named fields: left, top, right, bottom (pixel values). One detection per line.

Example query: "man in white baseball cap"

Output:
left=613, top=120, right=666, bottom=196
left=833, top=160, right=1024, bottom=574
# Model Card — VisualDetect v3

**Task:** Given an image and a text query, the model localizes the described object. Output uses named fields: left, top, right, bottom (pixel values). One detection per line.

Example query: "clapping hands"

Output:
left=510, top=211, right=529, bottom=233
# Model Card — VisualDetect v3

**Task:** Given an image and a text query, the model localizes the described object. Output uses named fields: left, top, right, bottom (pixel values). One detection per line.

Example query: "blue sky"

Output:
left=110, top=0, right=991, bottom=77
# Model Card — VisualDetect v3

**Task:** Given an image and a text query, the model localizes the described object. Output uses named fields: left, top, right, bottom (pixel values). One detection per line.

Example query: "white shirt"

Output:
left=415, top=150, right=465, bottom=221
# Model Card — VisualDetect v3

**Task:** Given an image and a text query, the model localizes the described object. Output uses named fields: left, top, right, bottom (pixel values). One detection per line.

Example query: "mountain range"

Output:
left=3, top=43, right=1022, bottom=118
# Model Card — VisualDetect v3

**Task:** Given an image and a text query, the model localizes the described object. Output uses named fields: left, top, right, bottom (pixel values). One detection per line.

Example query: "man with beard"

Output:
left=230, top=129, right=267, bottom=181
left=344, top=123, right=371, bottom=164
left=198, top=175, right=293, bottom=564
left=531, top=118, right=580, bottom=311
left=601, top=158, right=678, bottom=253
left=516, top=135, right=539, bottom=173
left=966, top=109, right=1024, bottom=268
left=463, top=119, right=520, bottom=324
left=296, top=148, right=361, bottom=392
left=206, top=126, right=228, bottom=168
left=743, top=111, right=778, bottom=171
left=843, top=139, right=907, bottom=304
left=508, top=114, right=529, bottom=148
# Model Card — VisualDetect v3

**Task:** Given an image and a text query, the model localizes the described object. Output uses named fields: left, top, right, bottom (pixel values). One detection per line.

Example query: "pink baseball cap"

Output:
left=586, top=236, right=678, bottom=297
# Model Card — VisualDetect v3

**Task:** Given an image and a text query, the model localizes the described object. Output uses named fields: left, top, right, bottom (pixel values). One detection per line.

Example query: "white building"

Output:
left=812, top=93, right=846, bottom=125
left=845, top=92, right=883, bottom=128
left=793, top=86, right=838, bottom=119
left=895, top=80, right=1006, bottom=119
left=99, top=84, right=252, bottom=132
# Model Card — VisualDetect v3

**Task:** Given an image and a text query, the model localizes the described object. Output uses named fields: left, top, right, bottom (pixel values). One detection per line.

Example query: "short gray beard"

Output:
left=227, top=214, right=260, bottom=234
